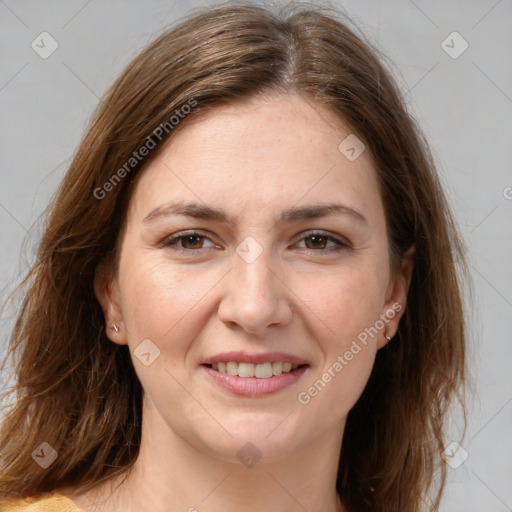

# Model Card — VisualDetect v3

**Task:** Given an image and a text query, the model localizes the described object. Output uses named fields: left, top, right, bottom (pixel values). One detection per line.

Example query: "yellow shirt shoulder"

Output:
left=1, top=492, right=81, bottom=511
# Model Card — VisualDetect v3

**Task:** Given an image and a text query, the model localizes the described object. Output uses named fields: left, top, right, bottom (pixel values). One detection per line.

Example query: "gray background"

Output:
left=1, top=0, right=511, bottom=510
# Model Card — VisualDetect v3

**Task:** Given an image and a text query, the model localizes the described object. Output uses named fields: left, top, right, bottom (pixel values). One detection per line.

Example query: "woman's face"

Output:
left=96, top=93, right=412, bottom=464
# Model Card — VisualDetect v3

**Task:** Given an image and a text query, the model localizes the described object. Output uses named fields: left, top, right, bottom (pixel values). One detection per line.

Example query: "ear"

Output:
left=94, top=258, right=128, bottom=346
left=377, top=244, right=415, bottom=349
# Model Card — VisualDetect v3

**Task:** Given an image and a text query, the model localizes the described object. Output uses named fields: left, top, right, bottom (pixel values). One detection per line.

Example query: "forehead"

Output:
left=127, top=93, right=383, bottom=228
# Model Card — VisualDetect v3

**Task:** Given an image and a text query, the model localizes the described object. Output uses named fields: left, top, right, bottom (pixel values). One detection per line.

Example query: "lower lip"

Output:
left=202, top=365, right=308, bottom=396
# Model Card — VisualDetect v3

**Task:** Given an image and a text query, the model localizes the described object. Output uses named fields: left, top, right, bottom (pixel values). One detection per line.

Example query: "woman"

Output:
left=0, top=2, right=468, bottom=511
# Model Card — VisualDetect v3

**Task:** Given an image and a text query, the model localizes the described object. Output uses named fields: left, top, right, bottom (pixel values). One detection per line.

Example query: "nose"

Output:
left=217, top=248, right=293, bottom=335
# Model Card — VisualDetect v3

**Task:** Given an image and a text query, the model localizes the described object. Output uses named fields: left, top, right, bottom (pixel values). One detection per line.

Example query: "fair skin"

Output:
left=59, top=93, right=413, bottom=512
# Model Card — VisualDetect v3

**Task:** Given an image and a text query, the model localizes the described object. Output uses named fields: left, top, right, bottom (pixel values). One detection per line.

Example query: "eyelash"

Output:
left=161, top=230, right=349, bottom=255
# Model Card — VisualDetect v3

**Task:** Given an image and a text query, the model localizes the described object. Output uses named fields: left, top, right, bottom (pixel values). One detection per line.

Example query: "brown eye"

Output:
left=304, top=234, right=329, bottom=249
left=180, top=234, right=205, bottom=249
left=296, top=231, right=348, bottom=252
left=162, top=231, right=216, bottom=252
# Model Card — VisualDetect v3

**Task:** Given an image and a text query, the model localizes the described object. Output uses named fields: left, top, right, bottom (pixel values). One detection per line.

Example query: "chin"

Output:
left=188, top=416, right=308, bottom=464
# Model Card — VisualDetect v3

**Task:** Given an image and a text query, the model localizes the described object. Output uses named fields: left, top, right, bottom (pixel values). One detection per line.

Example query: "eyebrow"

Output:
left=143, top=200, right=368, bottom=226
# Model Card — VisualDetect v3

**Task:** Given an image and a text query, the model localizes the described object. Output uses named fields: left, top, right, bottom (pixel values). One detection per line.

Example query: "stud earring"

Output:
left=111, top=323, right=119, bottom=332
left=385, top=332, right=392, bottom=341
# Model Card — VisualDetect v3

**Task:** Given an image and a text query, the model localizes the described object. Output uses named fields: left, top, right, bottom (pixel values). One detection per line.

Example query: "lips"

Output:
left=202, top=364, right=308, bottom=396
left=200, top=351, right=309, bottom=396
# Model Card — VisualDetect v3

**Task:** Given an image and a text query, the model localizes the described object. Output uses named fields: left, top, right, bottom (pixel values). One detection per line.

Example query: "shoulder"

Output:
left=0, top=492, right=82, bottom=511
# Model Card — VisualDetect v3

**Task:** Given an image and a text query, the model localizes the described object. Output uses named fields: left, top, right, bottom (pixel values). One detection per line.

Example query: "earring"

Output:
left=111, top=323, right=119, bottom=332
left=385, top=332, right=392, bottom=341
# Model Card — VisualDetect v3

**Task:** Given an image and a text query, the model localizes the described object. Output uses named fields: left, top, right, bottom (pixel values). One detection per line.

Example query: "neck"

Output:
left=74, top=398, right=345, bottom=512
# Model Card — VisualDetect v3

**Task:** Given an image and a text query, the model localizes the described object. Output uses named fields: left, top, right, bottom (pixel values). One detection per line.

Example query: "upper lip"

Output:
left=202, top=351, right=308, bottom=366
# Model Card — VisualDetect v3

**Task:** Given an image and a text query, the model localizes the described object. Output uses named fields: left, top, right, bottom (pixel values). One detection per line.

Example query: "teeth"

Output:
left=211, top=361, right=301, bottom=378
left=238, top=362, right=254, bottom=378
left=226, top=362, right=238, bottom=376
left=272, top=361, right=282, bottom=375
left=255, top=362, right=273, bottom=378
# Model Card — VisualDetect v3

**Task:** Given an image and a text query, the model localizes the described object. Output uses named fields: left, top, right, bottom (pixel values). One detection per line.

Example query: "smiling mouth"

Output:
left=204, top=361, right=306, bottom=378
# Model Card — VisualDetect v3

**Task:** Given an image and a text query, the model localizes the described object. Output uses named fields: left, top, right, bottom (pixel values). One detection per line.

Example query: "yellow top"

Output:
left=1, top=492, right=81, bottom=511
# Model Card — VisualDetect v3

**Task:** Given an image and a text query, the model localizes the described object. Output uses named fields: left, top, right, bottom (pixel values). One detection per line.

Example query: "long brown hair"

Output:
left=0, top=2, right=468, bottom=511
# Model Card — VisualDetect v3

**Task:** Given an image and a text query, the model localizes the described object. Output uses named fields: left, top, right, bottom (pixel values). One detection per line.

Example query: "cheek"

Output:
left=119, top=256, right=220, bottom=341
left=294, top=264, right=383, bottom=412
left=117, top=258, right=209, bottom=420
left=295, top=261, right=386, bottom=345
left=307, top=345, right=376, bottom=420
